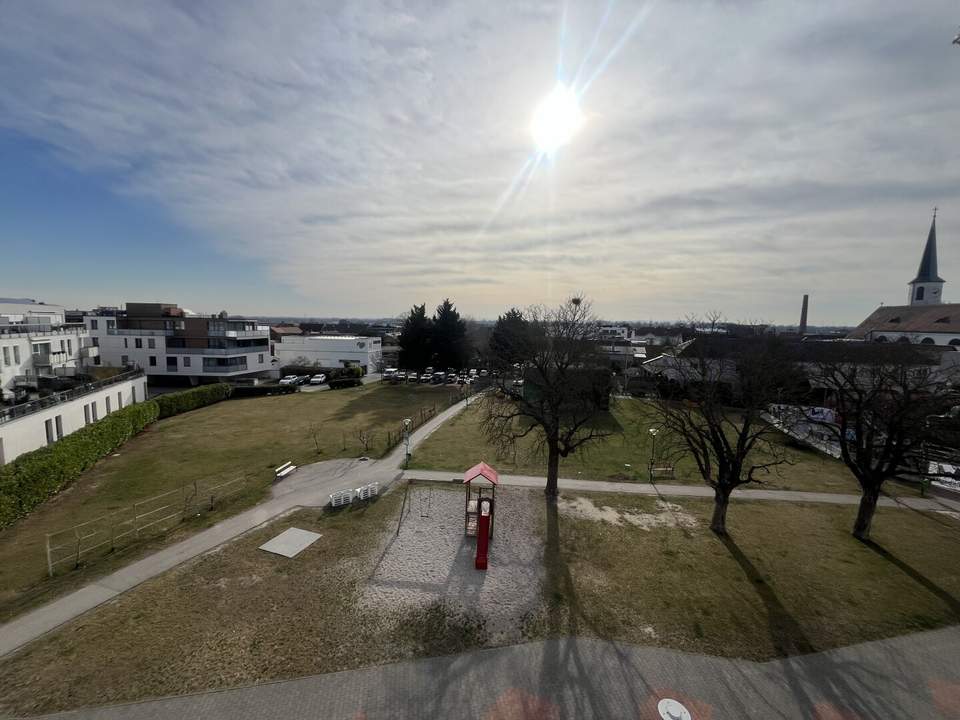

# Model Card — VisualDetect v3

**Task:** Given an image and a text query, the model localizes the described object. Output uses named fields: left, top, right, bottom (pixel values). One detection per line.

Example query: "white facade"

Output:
left=86, top=317, right=273, bottom=381
left=1, top=324, right=95, bottom=402
left=0, top=300, right=66, bottom=326
left=275, top=335, right=382, bottom=373
left=0, top=372, right=147, bottom=465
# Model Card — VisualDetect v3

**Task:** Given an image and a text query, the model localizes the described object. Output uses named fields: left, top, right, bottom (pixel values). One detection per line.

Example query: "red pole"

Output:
left=475, top=513, right=490, bottom=570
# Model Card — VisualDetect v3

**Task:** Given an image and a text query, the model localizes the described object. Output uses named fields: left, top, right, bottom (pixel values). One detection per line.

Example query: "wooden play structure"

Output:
left=463, top=461, right=498, bottom=539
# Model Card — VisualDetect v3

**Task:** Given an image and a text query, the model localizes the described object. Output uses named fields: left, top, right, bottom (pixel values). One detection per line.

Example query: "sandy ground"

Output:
left=559, top=495, right=700, bottom=530
left=362, top=485, right=544, bottom=641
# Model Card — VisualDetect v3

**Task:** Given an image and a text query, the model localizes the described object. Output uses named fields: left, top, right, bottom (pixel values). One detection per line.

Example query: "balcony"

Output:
left=167, top=346, right=267, bottom=356
left=107, top=328, right=172, bottom=337
left=82, top=346, right=100, bottom=359
left=32, top=350, right=70, bottom=367
left=203, top=363, right=248, bottom=373
left=0, top=323, right=87, bottom=339
left=0, top=369, right=145, bottom=425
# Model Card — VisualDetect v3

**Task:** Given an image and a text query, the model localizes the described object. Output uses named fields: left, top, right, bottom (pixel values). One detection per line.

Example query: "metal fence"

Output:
left=43, top=473, right=262, bottom=577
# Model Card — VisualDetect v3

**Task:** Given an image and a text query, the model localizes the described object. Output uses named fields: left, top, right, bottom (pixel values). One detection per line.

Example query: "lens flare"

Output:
left=530, top=83, right=584, bottom=154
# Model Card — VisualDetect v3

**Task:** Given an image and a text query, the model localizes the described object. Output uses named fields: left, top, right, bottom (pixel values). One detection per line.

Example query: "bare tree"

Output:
left=650, top=316, right=801, bottom=534
left=308, top=422, right=324, bottom=454
left=481, top=296, right=616, bottom=497
left=803, top=344, right=957, bottom=540
left=357, top=428, right=373, bottom=454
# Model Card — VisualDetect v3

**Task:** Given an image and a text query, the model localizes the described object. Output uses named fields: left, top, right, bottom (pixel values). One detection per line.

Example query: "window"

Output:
left=107, top=319, right=116, bottom=329
left=13, top=346, right=19, bottom=363
left=90, top=319, right=98, bottom=330
left=91, top=337, right=98, bottom=347
left=106, top=396, right=112, bottom=413
left=148, top=338, right=156, bottom=349
left=59, top=339, right=65, bottom=352
left=2, top=347, right=8, bottom=366
left=950, top=339, right=960, bottom=347
left=117, top=391, right=123, bottom=409
left=135, top=338, right=143, bottom=349
left=84, top=404, right=90, bottom=425
left=68, top=338, right=73, bottom=354
left=166, top=356, right=177, bottom=371
left=259, top=353, right=264, bottom=363
left=183, top=356, right=191, bottom=367
left=91, top=401, right=98, bottom=421
left=45, top=419, right=54, bottom=445
left=121, top=354, right=129, bottom=365
left=124, top=338, right=129, bottom=348
left=132, top=386, right=137, bottom=403
left=916, top=286, right=925, bottom=301
left=55, top=415, right=63, bottom=440
left=920, top=337, right=935, bottom=345
left=149, top=356, right=157, bottom=367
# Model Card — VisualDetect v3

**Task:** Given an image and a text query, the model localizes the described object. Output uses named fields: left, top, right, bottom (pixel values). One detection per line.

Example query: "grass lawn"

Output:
left=409, top=398, right=922, bottom=497
left=0, top=490, right=483, bottom=717
left=0, top=383, right=454, bottom=622
left=1, top=481, right=957, bottom=716
left=528, top=492, right=960, bottom=660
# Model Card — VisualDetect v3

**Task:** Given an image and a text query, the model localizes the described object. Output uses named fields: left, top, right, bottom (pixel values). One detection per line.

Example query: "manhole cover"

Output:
left=658, top=698, right=692, bottom=720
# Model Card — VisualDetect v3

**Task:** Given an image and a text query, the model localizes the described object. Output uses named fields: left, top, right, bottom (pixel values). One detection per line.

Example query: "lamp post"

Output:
left=648, top=427, right=659, bottom=483
left=403, top=417, right=412, bottom=468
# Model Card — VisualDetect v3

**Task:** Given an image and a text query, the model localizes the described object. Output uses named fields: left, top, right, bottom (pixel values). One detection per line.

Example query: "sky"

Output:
left=1, top=1, right=958, bottom=325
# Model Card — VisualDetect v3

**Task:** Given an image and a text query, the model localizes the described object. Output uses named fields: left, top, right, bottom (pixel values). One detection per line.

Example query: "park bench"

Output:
left=650, top=465, right=675, bottom=480
left=274, top=461, right=297, bottom=481
left=329, top=488, right=354, bottom=508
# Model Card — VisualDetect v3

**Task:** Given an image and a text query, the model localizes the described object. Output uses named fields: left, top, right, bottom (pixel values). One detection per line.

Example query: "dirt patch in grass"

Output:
left=527, top=492, right=960, bottom=660
left=559, top=495, right=699, bottom=531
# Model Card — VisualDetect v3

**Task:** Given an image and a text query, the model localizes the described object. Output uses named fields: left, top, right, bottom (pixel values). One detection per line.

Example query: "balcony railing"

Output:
left=166, top=347, right=267, bottom=356
left=0, top=369, right=145, bottom=425
left=0, top=323, right=87, bottom=338
left=202, top=363, right=248, bottom=373
left=106, top=328, right=172, bottom=337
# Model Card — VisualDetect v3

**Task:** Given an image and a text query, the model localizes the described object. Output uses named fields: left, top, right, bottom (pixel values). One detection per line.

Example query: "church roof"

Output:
left=910, top=216, right=944, bottom=284
left=847, top=303, right=960, bottom=338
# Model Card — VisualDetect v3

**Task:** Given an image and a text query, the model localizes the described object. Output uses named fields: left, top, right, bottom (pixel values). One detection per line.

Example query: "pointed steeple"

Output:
left=911, top=210, right=944, bottom=284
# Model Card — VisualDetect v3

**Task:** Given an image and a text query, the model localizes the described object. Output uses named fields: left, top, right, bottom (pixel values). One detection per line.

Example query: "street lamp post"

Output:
left=648, top=427, right=659, bottom=483
left=403, top=417, right=412, bottom=468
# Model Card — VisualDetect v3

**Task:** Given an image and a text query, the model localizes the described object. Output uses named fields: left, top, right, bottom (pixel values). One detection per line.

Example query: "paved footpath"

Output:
left=32, top=627, right=960, bottom=719
left=404, top=469, right=960, bottom=512
left=0, top=398, right=470, bottom=660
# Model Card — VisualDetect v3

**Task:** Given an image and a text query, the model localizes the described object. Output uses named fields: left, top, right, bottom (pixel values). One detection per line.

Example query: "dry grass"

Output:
left=527, top=492, right=960, bottom=660
left=0, top=383, right=453, bottom=622
left=0, top=489, right=485, bottom=717
left=409, top=399, right=922, bottom=497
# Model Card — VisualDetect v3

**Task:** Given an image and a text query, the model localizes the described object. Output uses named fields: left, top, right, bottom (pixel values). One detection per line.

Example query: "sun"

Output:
left=530, top=83, right=584, bottom=155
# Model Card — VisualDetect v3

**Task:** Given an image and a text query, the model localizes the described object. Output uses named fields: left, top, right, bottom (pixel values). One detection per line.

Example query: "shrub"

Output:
left=154, top=383, right=232, bottom=419
left=328, top=378, right=363, bottom=390
left=231, top=384, right=298, bottom=398
left=0, top=401, right=160, bottom=528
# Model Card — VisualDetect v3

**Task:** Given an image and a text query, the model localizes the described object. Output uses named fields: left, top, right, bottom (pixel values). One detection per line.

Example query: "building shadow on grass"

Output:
left=861, top=539, right=960, bottom=618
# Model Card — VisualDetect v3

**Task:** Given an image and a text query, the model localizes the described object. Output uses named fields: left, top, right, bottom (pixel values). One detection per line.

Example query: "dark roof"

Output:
left=677, top=335, right=948, bottom=366
left=848, top=303, right=960, bottom=338
left=911, top=216, right=944, bottom=284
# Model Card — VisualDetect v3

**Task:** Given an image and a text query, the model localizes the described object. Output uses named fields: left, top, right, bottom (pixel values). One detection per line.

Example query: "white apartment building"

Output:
left=0, top=370, right=147, bottom=465
left=86, top=303, right=273, bottom=383
left=274, top=335, right=382, bottom=374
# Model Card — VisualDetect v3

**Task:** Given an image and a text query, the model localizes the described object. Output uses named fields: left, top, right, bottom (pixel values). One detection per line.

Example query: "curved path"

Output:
left=0, top=397, right=471, bottom=659
left=27, top=627, right=960, bottom=719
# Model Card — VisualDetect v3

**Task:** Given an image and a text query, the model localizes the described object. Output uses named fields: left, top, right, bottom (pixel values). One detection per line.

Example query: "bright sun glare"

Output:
left=530, top=83, right=584, bottom=155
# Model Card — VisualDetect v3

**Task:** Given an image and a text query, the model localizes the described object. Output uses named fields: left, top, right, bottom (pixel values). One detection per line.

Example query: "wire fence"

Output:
left=44, top=473, right=262, bottom=577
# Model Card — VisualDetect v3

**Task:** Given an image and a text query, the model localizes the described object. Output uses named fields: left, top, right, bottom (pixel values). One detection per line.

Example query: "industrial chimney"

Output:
left=799, top=294, right=809, bottom=336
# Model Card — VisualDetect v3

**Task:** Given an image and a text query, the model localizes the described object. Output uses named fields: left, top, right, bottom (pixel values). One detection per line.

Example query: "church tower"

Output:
left=907, top=211, right=944, bottom=306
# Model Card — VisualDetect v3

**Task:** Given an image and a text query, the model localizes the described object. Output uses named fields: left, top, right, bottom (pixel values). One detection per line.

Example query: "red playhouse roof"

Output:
left=463, top=461, right=499, bottom=485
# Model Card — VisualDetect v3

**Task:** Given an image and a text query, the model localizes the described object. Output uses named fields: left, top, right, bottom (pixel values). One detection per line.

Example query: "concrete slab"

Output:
left=258, top=528, right=322, bottom=558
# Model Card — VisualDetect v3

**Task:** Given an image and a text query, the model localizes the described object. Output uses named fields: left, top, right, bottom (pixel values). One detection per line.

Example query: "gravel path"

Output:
left=362, top=485, right=543, bottom=641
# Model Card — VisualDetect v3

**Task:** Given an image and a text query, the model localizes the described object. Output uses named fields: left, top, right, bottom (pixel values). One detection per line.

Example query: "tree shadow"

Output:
left=719, top=534, right=815, bottom=656
left=861, top=539, right=960, bottom=617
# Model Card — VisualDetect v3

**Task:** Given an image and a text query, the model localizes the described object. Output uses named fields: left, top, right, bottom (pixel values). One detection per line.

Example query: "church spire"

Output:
left=911, top=209, right=943, bottom=284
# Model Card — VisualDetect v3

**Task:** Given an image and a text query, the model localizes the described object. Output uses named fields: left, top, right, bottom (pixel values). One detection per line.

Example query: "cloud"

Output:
left=0, top=0, right=958, bottom=323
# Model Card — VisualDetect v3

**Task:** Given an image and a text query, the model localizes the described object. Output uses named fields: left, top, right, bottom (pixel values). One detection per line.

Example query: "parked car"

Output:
left=479, top=369, right=489, bottom=377
left=432, top=372, right=446, bottom=384
left=396, top=371, right=406, bottom=382
left=309, top=374, right=327, bottom=385
left=279, top=375, right=299, bottom=386
left=424, top=366, right=434, bottom=375
left=407, top=372, right=419, bottom=383
left=296, top=375, right=312, bottom=385
left=420, top=373, right=432, bottom=384
left=469, top=368, right=478, bottom=377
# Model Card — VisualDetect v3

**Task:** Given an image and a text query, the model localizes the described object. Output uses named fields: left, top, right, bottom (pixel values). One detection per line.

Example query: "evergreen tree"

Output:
left=488, top=307, right=530, bottom=367
left=398, top=304, right=432, bottom=370
left=431, top=298, right=468, bottom=369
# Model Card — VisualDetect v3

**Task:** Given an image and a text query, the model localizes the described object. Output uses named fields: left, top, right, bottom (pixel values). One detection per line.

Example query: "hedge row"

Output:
left=155, top=383, right=232, bottom=419
left=0, top=401, right=160, bottom=528
left=328, top=378, right=363, bottom=390
left=231, top=384, right=298, bottom=398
